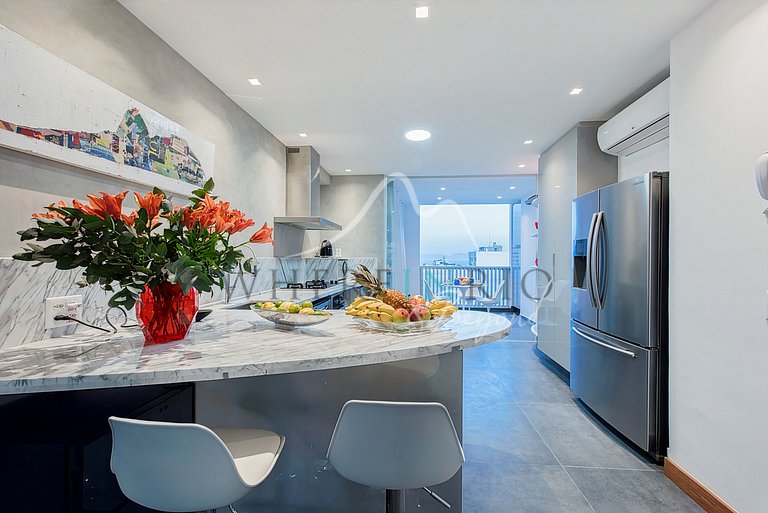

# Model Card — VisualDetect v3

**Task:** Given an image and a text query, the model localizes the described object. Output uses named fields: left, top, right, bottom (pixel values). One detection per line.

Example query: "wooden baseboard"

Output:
left=664, top=458, right=738, bottom=513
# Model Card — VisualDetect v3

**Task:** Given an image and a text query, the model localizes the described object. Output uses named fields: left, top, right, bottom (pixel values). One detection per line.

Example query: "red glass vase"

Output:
left=136, top=282, right=199, bottom=345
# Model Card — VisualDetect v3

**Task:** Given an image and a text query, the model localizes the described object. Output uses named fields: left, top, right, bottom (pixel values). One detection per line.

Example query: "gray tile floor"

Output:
left=462, top=313, right=704, bottom=513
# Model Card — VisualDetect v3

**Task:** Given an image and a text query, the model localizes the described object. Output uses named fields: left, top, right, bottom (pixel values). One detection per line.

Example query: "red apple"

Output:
left=392, top=308, right=410, bottom=323
left=409, top=295, right=427, bottom=307
left=409, top=305, right=431, bottom=322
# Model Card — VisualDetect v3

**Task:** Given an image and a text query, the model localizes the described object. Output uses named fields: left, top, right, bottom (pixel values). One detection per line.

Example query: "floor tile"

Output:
left=463, top=401, right=558, bottom=465
left=463, top=462, right=595, bottom=513
left=519, top=403, right=651, bottom=470
left=506, top=368, right=575, bottom=405
left=566, top=467, right=706, bottom=513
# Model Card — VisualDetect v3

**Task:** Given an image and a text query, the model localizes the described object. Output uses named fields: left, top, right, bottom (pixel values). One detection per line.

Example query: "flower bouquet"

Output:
left=13, top=179, right=272, bottom=343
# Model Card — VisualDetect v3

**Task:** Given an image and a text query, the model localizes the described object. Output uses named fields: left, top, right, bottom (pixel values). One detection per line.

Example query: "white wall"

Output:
left=0, top=0, right=286, bottom=257
left=668, top=2, right=768, bottom=511
left=618, top=138, right=670, bottom=181
left=318, top=175, right=387, bottom=266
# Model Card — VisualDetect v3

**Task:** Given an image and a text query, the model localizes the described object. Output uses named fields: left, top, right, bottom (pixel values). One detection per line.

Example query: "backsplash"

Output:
left=0, top=256, right=377, bottom=348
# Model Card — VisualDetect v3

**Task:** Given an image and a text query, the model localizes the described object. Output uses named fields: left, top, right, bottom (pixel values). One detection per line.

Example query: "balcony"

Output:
left=420, top=265, right=518, bottom=310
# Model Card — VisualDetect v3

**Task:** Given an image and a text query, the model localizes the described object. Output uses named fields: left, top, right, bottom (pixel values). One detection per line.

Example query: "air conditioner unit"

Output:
left=598, top=78, right=669, bottom=157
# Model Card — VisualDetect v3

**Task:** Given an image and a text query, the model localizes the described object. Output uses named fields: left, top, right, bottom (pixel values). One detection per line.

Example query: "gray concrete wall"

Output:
left=0, top=0, right=286, bottom=257
left=319, top=175, right=387, bottom=266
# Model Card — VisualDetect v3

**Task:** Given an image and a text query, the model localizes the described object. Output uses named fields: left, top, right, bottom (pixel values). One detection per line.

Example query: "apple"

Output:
left=409, top=305, right=431, bottom=322
left=392, top=308, right=410, bottom=323
left=409, top=295, right=426, bottom=306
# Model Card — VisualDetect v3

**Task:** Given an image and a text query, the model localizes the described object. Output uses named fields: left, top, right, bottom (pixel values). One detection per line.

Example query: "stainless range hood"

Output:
left=274, top=216, right=341, bottom=230
left=274, top=146, right=341, bottom=257
left=276, top=146, right=342, bottom=230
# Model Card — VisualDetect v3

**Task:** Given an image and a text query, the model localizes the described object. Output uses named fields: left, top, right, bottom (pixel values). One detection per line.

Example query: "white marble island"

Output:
left=0, top=308, right=510, bottom=513
left=0, top=309, right=510, bottom=395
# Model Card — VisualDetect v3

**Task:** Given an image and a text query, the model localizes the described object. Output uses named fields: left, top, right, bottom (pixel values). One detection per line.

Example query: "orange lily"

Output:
left=134, top=191, right=164, bottom=220
left=226, top=209, right=255, bottom=234
left=250, top=222, right=274, bottom=244
left=32, top=200, right=68, bottom=220
left=76, top=191, right=128, bottom=220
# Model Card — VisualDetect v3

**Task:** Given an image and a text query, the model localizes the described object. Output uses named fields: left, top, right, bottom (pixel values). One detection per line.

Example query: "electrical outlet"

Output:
left=45, top=295, right=83, bottom=330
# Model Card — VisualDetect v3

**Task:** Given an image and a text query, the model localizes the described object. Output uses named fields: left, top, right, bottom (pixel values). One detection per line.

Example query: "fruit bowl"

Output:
left=251, top=304, right=332, bottom=330
left=351, top=315, right=452, bottom=335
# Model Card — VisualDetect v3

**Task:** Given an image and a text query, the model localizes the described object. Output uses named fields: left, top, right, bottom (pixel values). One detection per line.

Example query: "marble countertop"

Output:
left=0, top=309, right=510, bottom=395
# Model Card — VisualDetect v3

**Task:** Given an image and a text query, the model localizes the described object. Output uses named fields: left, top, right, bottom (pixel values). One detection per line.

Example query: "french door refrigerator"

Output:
left=570, top=171, right=668, bottom=461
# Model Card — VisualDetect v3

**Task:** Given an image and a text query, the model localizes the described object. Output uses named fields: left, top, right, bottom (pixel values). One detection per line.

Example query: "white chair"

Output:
left=422, top=279, right=446, bottom=301
left=109, top=417, right=284, bottom=513
left=476, top=280, right=506, bottom=312
left=326, top=400, right=464, bottom=513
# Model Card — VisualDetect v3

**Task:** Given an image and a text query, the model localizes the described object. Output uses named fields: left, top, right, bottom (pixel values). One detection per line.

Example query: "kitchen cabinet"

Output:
left=536, top=122, right=617, bottom=371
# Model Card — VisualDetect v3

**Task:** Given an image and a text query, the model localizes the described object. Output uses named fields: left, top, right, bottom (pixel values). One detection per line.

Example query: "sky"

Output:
left=419, top=204, right=510, bottom=264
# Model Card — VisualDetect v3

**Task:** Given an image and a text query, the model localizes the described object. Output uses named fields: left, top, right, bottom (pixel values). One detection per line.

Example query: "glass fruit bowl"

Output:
left=350, top=315, right=452, bottom=335
left=251, top=304, right=332, bottom=330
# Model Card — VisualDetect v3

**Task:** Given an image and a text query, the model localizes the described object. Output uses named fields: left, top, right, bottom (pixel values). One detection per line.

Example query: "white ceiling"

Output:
left=119, top=0, right=712, bottom=177
left=402, top=175, right=537, bottom=206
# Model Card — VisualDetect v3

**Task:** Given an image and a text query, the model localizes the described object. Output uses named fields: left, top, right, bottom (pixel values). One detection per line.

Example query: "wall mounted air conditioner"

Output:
left=598, top=78, right=669, bottom=157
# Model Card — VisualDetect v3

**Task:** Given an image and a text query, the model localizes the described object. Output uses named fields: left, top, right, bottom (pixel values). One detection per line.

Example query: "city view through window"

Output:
left=419, top=204, right=511, bottom=267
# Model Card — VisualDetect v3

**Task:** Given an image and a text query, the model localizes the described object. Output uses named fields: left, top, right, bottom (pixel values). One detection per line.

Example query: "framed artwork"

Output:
left=0, top=24, right=215, bottom=195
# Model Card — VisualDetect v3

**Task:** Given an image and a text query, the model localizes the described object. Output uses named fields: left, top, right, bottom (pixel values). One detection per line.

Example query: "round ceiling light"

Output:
left=405, top=129, right=431, bottom=142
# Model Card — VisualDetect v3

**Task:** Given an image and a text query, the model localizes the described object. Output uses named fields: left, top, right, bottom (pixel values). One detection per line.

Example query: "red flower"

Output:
left=180, top=194, right=255, bottom=235
left=32, top=200, right=68, bottom=220
left=74, top=191, right=128, bottom=220
left=250, top=222, right=274, bottom=244
left=134, top=191, right=164, bottom=220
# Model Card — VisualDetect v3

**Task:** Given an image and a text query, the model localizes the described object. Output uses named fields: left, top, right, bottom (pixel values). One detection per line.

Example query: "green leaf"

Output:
left=18, top=227, right=41, bottom=241
left=203, top=177, right=215, bottom=192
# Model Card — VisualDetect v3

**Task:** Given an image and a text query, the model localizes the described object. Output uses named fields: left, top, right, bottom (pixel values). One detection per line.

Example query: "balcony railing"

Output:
left=420, top=265, right=517, bottom=309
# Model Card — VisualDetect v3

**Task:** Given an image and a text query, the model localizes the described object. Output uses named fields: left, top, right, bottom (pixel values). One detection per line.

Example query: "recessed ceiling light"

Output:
left=248, top=78, right=262, bottom=86
left=555, top=185, right=561, bottom=188
left=569, top=88, right=583, bottom=95
left=437, top=196, right=442, bottom=200
left=509, top=186, right=516, bottom=190
left=415, top=5, right=429, bottom=18
left=298, top=132, right=308, bottom=138
left=345, top=168, right=352, bottom=173
left=524, top=139, right=533, bottom=144
left=497, top=196, right=503, bottom=199
left=405, top=129, right=431, bottom=142
left=518, top=164, right=526, bottom=168
left=440, top=187, right=446, bottom=191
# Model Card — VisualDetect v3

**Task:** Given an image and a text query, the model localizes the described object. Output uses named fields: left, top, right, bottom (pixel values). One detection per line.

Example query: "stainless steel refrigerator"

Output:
left=570, top=171, right=668, bottom=460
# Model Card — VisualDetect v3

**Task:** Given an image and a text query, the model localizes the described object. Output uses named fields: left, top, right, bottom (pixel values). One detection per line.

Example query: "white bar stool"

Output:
left=109, top=417, right=284, bottom=513
left=326, top=400, right=464, bottom=513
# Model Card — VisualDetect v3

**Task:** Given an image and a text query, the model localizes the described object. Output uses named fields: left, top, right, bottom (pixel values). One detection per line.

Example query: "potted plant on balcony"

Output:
left=13, top=179, right=273, bottom=344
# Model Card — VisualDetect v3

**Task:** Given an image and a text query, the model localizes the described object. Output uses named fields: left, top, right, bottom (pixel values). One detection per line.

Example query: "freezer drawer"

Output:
left=570, top=322, right=658, bottom=453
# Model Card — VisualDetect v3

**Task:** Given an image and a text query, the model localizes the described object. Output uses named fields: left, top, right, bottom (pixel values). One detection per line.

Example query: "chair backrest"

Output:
left=326, top=400, right=465, bottom=490
left=109, top=417, right=249, bottom=512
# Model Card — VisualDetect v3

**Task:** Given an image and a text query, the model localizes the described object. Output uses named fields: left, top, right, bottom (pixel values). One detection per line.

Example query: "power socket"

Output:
left=45, top=295, right=83, bottom=330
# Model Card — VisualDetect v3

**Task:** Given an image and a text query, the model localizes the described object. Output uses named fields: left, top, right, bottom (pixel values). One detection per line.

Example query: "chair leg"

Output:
left=228, top=505, right=238, bottom=513
left=386, top=489, right=405, bottom=513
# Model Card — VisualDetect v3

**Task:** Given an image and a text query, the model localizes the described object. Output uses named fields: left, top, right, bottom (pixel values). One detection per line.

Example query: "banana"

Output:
left=374, top=303, right=395, bottom=314
left=378, top=312, right=393, bottom=323
left=355, top=300, right=378, bottom=310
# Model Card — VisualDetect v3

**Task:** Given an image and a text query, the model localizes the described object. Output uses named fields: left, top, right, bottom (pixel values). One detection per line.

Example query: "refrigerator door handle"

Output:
left=595, top=211, right=606, bottom=309
left=588, top=212, right=600, bottom=308
left=585, top=212, right=598, bottom=307
left=572, top=326, right=637, bottom=358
